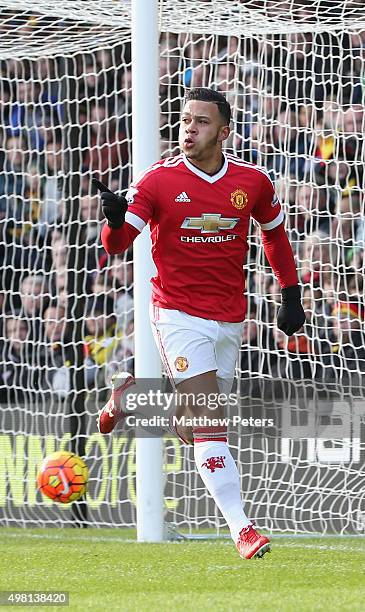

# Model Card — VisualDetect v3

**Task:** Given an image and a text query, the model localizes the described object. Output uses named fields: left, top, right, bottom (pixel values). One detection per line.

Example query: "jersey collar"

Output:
left=182, top=152, right=228, bottom=184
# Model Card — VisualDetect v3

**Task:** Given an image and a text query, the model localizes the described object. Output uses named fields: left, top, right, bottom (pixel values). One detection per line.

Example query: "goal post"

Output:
left=131, top=0, right=164, bottom=543
left=0, top=1, right=364, bottom=536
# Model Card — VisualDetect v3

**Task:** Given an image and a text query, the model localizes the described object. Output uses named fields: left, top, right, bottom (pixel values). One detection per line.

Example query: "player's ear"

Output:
left=218, top=125, right=230, bottom=142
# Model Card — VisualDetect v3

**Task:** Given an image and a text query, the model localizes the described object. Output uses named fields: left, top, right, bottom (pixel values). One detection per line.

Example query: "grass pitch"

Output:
left=1, top=528, right=365, bottom=611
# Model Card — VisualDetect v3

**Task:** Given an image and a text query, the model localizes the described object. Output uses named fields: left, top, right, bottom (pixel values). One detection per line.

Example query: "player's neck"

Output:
left=187, top=153, right=225, bottom=176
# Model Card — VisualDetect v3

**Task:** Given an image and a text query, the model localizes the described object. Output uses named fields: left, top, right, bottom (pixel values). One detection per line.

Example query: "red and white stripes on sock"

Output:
left=193, top=427, right=251, bottom=542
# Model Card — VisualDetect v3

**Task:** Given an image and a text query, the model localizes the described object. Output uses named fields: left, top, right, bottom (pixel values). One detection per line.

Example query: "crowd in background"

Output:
left=0, top=26, right=364, bottom=403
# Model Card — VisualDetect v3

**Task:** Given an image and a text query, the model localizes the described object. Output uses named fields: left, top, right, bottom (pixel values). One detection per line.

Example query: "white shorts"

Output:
left=150, top=305, right=244, bottom=393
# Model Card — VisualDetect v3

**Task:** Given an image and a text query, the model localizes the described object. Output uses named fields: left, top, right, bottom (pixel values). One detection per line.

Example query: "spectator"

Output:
left=0, top=133, right=38, bottom=290
left=0, top=313, right=42, bottom=401
left=0, top=32, right=364, bottom=399
left=272, top=325, right=313, bottom=380
left=0, top=133, right=29, bottom=214
left=300, top=230, right=333, bottom=288
left=117, top=68, right=132, bottom=138
left=42, top=301, right=73, bottom=397
left=82, top=101, right=128, bottom=187
left=80, top=191, right=107, bottom=275
left=51, top=229, right=67, bottom=270
left=296, top=182, right=332, bottom=236
left=0, top=134, right=33, bottom=245
left=321, top=299, right=365, bottom=384
left=84, top=295, right=122, bottom=389
left=51, top=267, right=68, bottom=303
left=20, top=273, right=48, bottom=319
left=272, top=108, right=308, bottom=178
left=240, top=303, right=261, bottom=375
left=19, top=273, right=49, bottom=370
left=159, top=44, right=182, bottom=144
left=38, top=134, right=65, bottom=236
left=106, top=317, right=134, bottom=381
left=110, top=252, right=134, bottom=332
left=8, top=79, right=45, bottom=151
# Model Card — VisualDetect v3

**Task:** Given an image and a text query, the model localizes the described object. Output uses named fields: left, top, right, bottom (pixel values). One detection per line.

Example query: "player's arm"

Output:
left=261, top=222, right=305, bottom=335
left=252, top=175, right=305, bottom=336
left=101, top=223, right=139, bottom=255
left=93, top=178, right=148, bottom=255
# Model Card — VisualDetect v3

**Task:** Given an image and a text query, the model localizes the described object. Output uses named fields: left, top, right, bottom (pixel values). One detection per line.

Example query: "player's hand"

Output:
left=92, top=178, right=128, bottom=229
left=277, top=285, right=305, bottom=336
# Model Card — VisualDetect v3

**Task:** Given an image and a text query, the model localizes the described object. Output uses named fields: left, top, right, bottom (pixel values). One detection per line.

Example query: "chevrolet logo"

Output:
left=181, top=214, right=239, bottom=234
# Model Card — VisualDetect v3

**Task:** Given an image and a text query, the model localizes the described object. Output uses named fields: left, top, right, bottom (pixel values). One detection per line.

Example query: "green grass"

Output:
left=1, top=528, right=365, bottom=611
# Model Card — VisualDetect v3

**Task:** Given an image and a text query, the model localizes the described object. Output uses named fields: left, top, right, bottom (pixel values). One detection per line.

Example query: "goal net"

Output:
left=0, top=0, right=365, bottom=535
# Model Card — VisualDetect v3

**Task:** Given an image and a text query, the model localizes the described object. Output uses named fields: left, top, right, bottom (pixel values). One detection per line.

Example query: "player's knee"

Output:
left=176, top=424, right=194, bottom=445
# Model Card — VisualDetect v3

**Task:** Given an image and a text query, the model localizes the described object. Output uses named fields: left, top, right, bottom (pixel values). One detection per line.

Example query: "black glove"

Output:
left=92, top=178, right=128, bottom=229
left=277, top=285, right=305, bottom=336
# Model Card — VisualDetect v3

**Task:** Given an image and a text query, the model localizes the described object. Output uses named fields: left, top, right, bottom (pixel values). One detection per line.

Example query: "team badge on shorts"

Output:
left=230, top=188, right=248, bottom=210
left=174, top=356, right=189, bottom=372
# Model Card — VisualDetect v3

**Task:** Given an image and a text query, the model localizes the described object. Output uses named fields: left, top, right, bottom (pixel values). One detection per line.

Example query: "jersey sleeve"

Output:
left=101, top=222, right=140, bottom=255
left=124, top=165, right=158, bottom=232
left=251, top=172, right=284, bottom=230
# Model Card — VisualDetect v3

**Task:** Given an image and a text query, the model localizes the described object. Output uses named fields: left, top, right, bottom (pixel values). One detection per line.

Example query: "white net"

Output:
left=0, top=0, right=365, bottom=534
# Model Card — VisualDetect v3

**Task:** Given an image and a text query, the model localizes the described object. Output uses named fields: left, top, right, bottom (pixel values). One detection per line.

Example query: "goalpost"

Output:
left=0, top=0, right=365, bottom=538
left=131, top=0, right=164, bottom=543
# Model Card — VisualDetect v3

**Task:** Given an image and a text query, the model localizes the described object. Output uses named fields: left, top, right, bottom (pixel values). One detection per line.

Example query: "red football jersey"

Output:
left=124, top=153, right=283, bottom=322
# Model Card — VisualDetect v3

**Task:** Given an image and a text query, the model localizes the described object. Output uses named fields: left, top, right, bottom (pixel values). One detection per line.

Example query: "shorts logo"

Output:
left=231, top=188, right=248, bottom=210
left=174, top=356, right=189, bottom=372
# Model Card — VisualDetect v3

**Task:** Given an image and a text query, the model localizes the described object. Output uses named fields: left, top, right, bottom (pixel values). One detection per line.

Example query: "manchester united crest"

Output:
left=230, top=188, right=248, bottom=210
left=174, top=356, right=189, bottom=372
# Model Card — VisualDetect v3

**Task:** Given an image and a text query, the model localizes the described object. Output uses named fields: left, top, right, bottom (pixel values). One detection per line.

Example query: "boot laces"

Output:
left=240, top=524, right=258, bottom=545
left=105, top=399, right=117, bottom=419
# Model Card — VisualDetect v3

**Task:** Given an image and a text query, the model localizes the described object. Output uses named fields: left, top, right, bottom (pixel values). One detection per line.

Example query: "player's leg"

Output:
left=213, top=320, right=270, bottom=558
left=176, top=371, right=269, bottom=558
left=151, top=307, right=270, bottom=558
left=97, top=371, right=135, bottom=434
left=149, top=305, right=218, bottom=445
left=97, top=306, right=193, bottom=436
left=177, top=370, right=251, bottom=537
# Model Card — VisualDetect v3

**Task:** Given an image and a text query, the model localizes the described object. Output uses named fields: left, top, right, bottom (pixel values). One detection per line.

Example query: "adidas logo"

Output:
left=175, top=191, right=191, bottom=203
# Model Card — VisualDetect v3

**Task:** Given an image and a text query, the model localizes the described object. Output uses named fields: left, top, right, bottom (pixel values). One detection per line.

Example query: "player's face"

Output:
left=179, top=100, right=230, bottom=161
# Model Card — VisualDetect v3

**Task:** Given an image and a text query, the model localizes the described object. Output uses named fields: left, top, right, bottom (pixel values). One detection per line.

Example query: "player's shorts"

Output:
left=150, top=305, right=244, bottom=393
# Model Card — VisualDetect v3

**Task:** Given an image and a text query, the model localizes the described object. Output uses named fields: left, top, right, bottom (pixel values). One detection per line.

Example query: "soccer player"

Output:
left=94, top=88, right=305, bottom=559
